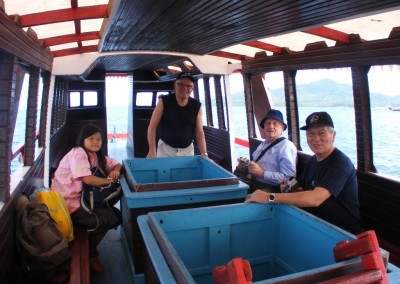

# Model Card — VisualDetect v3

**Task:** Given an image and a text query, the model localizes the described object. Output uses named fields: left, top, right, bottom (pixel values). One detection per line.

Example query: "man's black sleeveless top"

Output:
left=158, top=94, right=201, bottom=148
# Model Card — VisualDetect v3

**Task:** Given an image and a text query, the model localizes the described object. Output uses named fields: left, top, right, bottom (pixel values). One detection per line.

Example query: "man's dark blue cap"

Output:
left=300, top=111, right=334, bottom=130
left=176, top=72, right=194, bottom=83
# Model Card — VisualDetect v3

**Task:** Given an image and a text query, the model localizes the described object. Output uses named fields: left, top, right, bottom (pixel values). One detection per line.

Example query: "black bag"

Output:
left=233, top=157, right=252, bottom=184
left=15, top=194, right=71, bottom=283
left=81, top=166, right=122, bottom=213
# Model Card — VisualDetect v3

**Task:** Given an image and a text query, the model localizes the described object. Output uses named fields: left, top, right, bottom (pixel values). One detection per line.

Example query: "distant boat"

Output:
left=389, top=107, right=400, bottom=111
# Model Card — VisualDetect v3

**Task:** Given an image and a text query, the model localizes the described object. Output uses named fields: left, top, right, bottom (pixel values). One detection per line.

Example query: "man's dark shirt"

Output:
left=158, top=94, right=201, bottom=148
left=299, top=148, right=361, bottom=233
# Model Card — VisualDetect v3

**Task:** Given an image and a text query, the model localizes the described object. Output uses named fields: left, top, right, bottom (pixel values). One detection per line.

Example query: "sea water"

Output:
left=11, top=106, right=399, bottom=179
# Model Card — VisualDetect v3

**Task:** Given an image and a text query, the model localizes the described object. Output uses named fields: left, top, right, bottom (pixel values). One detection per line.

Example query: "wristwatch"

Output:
left=268, top=193, right=276, bottom=203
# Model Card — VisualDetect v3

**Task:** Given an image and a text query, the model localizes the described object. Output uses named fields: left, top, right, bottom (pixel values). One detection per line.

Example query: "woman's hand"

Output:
left=108, top=170, right=120, bottom=182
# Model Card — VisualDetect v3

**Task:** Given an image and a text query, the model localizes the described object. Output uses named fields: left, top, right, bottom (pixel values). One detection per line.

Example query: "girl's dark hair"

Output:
left=76, top=124, right=107, bottom=171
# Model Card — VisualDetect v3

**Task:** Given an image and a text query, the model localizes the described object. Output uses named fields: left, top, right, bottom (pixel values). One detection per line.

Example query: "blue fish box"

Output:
left=119, top=156, right=249, bottom=282
left=123, top=156, right=239, bottom=192
left=138, top=203, right=394, bottom=283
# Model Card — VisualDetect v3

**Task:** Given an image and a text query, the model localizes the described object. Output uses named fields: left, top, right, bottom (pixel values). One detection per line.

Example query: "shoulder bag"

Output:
left=81, top=157, right=122, bottom=213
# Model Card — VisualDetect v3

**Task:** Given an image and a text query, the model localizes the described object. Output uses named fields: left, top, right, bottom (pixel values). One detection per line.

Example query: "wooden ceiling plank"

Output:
left=147, top=1, right=270, bottom=53
left=19, top=5, right=108, bottom=27
left=41, top=31, right=99, bottom=47
left=186, top=1, right=399, bottom=55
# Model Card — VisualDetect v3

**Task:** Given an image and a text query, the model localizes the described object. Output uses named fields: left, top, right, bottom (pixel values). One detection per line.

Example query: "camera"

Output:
left=238, top=157, right=250, bottom=168
left=282, top=176, right=299, bottom=193
left=234, top=157, right=252, bottom=182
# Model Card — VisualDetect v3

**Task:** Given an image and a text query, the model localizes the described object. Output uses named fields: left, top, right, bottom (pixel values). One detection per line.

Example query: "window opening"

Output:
left=105, top=75, right=130, bottom=140
left=136, top=92, right=154, bottom=107
left=369, top=65, right=400, bottom=179
left=70, top=92, right=80, bottom=107
left=296, top=68, right=356, bottom=164
left=83, top=91, right=97, bottom=106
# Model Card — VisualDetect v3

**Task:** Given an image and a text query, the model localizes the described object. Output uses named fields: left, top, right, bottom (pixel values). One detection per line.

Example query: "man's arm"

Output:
left=195, top=107, right=207, bottom=156
left=246, top=187, right=331, bottom=207
left=147, top=99, right=164, bottom=157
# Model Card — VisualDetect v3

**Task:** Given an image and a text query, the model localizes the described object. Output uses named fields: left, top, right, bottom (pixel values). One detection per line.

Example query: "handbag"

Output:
left=36, top=190, right=74, bottom=242
left=81, top=164, right=122, bottom=213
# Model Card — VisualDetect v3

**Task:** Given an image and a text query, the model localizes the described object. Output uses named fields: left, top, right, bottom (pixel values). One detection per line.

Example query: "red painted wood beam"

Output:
left=71, top=0, right=82, bottom=47
left=19, top=5, right=108, bottom=27
left=209, top=51, right=252, bottom=61
left=235, top=137, right=249, bottom=148
left=52, top=45, right=98, bottom=57
left=40, top=31, right=100, bottom=47
left=243, top=41, right=283, bottom=54
left=303, top=26, right=350, bottom=44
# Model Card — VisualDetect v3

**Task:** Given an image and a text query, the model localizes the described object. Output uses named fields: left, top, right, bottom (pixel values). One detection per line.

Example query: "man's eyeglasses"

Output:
left=176, top=82, right=194, bottom=89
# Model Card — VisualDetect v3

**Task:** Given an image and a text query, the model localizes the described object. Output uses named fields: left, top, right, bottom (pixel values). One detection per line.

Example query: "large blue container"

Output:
left=123, top=155, right=239, bottom=192
left=138, top=203, right=398, bottom=283
left=119, top=156, right=249, bottom=283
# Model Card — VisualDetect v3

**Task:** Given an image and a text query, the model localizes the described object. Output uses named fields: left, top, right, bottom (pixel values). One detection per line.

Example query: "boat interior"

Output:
left=1, top=0, right=400, bottom=283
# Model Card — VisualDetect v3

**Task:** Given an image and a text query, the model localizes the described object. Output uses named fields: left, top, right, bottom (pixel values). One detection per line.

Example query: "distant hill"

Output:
left=231, top=79, right=400, bottom=107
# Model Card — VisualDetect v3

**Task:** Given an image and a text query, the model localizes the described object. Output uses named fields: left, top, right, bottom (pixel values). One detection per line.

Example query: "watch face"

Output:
left=269, top=194, right=275, bottom=202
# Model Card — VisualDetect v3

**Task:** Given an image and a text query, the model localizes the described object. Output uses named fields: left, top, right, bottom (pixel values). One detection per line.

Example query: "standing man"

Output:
left=147, top=72, right=207, bottom=158
left=246, top=112, right=361, bottom=233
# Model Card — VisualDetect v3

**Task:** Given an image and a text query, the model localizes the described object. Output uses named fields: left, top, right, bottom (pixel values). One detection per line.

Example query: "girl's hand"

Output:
left=108, top=170, right=120, bottom=182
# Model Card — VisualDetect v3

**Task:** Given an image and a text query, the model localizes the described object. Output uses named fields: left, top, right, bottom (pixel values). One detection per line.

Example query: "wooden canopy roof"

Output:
left=2, top=0, right=400, bottom=79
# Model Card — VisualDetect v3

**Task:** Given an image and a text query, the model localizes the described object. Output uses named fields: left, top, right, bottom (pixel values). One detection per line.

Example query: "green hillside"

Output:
left=231, top=79, right=400, bottom=107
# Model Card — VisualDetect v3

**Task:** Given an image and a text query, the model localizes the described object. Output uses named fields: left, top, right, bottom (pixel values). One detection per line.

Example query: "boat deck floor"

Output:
left=91, top=139, right=134, bottom=284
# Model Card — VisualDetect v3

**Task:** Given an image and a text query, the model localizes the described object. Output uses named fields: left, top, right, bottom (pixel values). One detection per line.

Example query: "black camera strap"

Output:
left=254, top=137, right=285, bottom=162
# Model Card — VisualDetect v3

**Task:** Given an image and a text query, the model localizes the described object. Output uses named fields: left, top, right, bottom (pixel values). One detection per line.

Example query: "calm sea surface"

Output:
left=12, top=106, right=400, bottom=179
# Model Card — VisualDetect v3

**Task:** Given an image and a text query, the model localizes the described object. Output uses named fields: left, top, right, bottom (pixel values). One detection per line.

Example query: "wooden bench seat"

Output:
left=194, top=145, right=225, bottom=166
left=207, top=150, right=225, bottom=166
left=68, top=226, right=90, bottom=284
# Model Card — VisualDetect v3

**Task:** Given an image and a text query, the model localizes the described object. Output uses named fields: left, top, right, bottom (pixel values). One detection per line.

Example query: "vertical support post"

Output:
left=203, top=76, right=213, bottom=127
left=283, top=70, right=301, bottom=150
left=39, top=71, right=51, bottom=148
left=242, top=72, right=255, bottom=138
left=352, top=66, right=375, bottom=172
left=24, top=66, right=40, bottom=166
left=0, top=53, right=17, bottom=201
left=214, top=75, right=226, bottom=130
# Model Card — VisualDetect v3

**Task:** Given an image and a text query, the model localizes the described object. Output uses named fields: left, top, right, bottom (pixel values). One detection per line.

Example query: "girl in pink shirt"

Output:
left=51, top=124, right=122, bottom=273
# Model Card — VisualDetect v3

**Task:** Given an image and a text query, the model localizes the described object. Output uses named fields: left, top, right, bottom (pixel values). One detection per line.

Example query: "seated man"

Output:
left=236, top=109, right=297, bottom=193
left=246, top=111, right=361, bottom=234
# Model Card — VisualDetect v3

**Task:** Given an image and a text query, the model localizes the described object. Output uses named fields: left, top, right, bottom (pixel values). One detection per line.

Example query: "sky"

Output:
left=229, top=66, right=400, bottom=97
